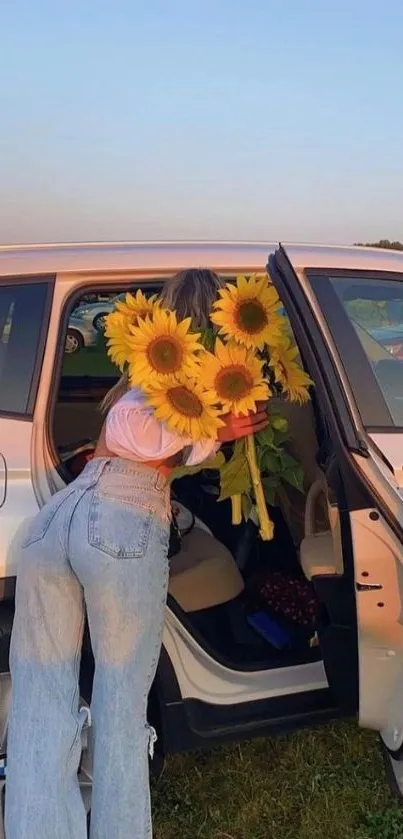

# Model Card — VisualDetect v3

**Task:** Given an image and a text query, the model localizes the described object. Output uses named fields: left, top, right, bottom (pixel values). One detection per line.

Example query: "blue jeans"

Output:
left=5, top=457, right=170, bottom=839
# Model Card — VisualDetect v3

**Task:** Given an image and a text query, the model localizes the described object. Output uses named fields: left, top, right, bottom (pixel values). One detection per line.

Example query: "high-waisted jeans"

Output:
left=5, top=457, right=171, bottom=839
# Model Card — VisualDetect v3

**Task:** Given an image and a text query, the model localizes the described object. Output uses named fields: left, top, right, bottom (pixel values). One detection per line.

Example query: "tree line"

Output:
left=355, top=239, right=403, bottom=250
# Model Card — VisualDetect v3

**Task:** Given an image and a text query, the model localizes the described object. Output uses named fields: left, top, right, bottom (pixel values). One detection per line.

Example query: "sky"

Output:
left=1, top=0, right=403, bottom=245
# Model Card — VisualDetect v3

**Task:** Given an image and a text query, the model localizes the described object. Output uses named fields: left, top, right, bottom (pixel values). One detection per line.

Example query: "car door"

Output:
left=0, top=275, right=54, bottom=589
left=268, top=245, right=403, bottom=749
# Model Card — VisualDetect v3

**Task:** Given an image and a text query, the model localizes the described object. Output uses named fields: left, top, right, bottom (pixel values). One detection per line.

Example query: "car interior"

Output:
left=51, top=283, right=346, bottom=676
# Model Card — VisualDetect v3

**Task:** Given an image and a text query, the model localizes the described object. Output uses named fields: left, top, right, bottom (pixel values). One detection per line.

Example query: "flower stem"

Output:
left=231, top=495, right=242, bottom=525
left=245, top=434, right=274, bottom=541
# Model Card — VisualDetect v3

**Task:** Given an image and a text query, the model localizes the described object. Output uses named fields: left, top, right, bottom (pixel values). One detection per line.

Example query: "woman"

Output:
left=5, top=269, right=267, bottom=839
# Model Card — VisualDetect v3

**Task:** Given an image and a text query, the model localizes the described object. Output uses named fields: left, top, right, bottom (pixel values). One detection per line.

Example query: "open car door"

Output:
left=267, top=245, right=403, bottom=771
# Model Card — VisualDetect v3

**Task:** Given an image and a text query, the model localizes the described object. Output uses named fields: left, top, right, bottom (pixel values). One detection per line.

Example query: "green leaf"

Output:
left=256, top=425, right=274, bottom=447
left=261, top=451, right=281, bottom=474
left=279, top=451, right=300, bottom=470
left=282, top=464, right=305, bottom=492
left=218, top=449, right=252, bottom=501
left=170, top=452, right=225, bottom=482
left=200, top=328, right=216, bottom=351
left=270, top=413, right=289, bottom=433
left=272, top=428, right=291, bottom=446
left=234, top=438, right=246, bottom=456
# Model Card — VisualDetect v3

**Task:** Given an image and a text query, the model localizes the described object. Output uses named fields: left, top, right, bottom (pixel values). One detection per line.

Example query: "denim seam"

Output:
left=63, top=608, right=86, bottom=839
left=94, top=488, right=159, bottom=512
left=21, top=487, right=77, bottom=548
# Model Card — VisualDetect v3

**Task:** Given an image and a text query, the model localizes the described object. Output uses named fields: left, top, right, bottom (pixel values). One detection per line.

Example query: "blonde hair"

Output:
left=100, top=268, right=223, bottom=413
left=160, top=268, right=223, bottom=330
left=100, top=370, right=129, bottom=415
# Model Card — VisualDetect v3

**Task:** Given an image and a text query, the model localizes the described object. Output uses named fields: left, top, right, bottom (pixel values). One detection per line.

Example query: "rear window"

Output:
left=0, top=280, right=52, bottom=416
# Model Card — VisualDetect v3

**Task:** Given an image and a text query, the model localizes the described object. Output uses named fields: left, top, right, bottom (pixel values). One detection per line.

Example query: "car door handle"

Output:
left=356, top=581, right=383, bottom=592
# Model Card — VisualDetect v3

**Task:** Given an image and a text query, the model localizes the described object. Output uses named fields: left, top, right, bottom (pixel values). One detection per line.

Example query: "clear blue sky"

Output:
left=1, top=0, right=402, bottom=245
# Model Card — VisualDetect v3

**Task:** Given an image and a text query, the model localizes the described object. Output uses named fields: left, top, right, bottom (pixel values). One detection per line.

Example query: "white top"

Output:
left=105, top=388, right=219, bottom=467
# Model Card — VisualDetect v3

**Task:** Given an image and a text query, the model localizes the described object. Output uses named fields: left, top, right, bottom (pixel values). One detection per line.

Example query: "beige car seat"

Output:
left=300, top=473, right=344, bottom=581
left=168, top=525, right=245, bottom=613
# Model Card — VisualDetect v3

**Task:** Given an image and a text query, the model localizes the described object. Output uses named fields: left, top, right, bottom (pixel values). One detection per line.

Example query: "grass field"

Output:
left=62, top=342, right=118, bottom=378
left=152, top=723, right=403, bottom=839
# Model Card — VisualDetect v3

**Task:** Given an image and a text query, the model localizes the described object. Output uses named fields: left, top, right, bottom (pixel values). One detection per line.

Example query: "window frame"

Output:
left=0, top=274, right=55, bottom=420
left=47, top=270, right=245, bottom=476
left=307, top=268, right=403, bottom=432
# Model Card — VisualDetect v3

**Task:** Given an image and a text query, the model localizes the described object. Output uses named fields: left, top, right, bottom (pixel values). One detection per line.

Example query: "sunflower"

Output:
left=269, top=337, right=313, bottom=403
left=115, top=289, right=160, bottom=323
left=211, top=273, right=286, bottom=351
left=145, top=375, right=225, bottom=441
left=127, top=306, right=203, bottom=386
left=200, top=339, right=270, bottom=416
left=104, top=311, right=133, bottom=370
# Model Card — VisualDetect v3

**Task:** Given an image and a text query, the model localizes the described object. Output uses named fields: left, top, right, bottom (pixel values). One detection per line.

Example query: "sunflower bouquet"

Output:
left=103, top=276, right=312, bottom=541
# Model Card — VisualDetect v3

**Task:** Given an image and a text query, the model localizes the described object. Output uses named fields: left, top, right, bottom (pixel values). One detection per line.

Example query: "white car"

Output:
left=73, top=294, right=124, bottom=332
left=1, top=241, right=403, bottom=832
left=64, top=314, right=99, bottom=354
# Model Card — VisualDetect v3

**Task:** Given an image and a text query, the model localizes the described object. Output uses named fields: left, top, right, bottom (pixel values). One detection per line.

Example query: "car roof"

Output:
left=1, top=241, right=403, bottom=277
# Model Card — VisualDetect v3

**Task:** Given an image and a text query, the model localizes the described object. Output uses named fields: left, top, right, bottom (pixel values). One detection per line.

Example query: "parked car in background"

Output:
left=64, top=314, right=99, bottom=354
left=73, top=293, right=124, bottom=331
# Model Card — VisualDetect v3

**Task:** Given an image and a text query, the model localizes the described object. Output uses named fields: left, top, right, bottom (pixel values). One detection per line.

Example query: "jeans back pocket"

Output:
left=88, top=493, right=154, bottom=559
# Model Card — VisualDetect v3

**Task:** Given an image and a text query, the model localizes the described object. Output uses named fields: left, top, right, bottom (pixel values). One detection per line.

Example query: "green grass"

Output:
left=62, top=344, right=119, bottom=378
left=152, top=722, right=403, bottom=839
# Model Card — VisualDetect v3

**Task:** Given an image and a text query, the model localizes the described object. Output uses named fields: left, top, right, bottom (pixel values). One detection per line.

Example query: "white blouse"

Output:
left=105, top=388, right=219, bottom=467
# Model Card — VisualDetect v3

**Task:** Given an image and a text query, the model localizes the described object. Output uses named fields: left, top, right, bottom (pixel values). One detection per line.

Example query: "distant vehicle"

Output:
left=3, top=312, right=98, bottom=355
left=73, top=294, right=123, bottom=332
left=64, top=314, right=99, bottom=354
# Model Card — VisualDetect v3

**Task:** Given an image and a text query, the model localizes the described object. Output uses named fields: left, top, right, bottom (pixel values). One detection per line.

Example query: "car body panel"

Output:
left=162, top=609, right=328, bottom=705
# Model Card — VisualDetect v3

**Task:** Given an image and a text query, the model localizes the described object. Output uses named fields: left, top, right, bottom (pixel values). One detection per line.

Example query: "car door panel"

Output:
left=267, top=246, right=400, bottom=724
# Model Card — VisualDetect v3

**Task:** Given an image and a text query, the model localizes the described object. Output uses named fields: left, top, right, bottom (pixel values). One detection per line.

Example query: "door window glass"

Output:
left=309, top=272, right=403, bottom=428
left=0, top=281, right=51, bottom=415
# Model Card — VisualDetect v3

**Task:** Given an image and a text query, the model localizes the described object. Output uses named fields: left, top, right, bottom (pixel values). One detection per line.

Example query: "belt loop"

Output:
left=91, top=457, right=112, bottom=483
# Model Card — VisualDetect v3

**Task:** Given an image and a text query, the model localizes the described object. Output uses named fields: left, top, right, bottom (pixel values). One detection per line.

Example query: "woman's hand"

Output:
left=217, top=404, right=269, bottom=444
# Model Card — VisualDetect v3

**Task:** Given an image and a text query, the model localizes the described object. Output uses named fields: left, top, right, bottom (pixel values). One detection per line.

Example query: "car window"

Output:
left=308, top=272, right=403, bottom=428
left=0, top=281, right=51, bottom=416
left=55, top=285, right=162, bottom=459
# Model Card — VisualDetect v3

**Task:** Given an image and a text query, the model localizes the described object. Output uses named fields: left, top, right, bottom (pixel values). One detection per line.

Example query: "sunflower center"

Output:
left=215, top=365, right=254, bottom=400
left=235, top=299, right=268, bottom=334
left=147, top=336, right=183, bottom=373
left=168, top=386, right=203, bottom=418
